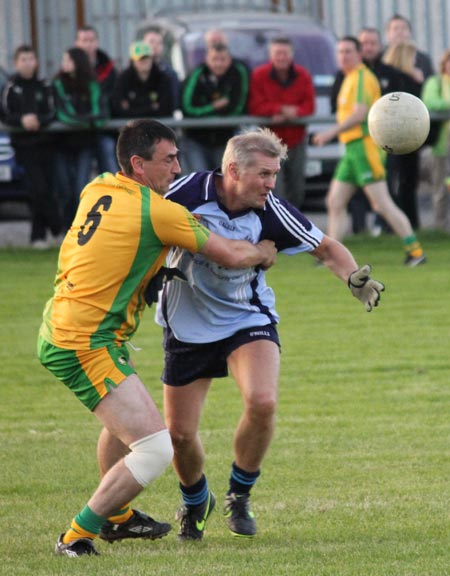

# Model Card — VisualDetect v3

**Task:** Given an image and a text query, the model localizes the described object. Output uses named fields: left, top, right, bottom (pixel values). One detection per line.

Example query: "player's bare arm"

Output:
left=312, top=235, right=384, bottom=312
left=312, top=103, right=367, bottom=146
left=312, top=235, right=359, bottom=281
left=200, top=233, right=277, bottom=269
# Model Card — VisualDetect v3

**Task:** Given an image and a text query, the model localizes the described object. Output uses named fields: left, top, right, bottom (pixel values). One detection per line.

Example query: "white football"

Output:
left=368, top=92, right=430, bottom=154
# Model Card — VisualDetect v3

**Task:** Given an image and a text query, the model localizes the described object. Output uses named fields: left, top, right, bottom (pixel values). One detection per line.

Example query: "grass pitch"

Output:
left=1, top=231, right=449, bottom=576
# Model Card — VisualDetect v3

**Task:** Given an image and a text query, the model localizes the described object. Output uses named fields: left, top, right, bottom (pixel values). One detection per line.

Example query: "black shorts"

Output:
left=162, top=324, right=280, bottom=387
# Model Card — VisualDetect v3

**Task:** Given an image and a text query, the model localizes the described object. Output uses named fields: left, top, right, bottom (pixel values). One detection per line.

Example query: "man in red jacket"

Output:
left=248, top=36, right=315, bottom=208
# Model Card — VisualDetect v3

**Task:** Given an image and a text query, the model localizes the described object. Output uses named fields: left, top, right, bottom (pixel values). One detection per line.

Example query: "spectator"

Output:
left=140, top=25, right=180, bottom=110
left=359, top=27, right=404, bottom=93
left=383, top=41, right=423, bottom=229
left=180, top=42, right=249, bottom=172
left=203, top=28, right=251, bottom=72
left=422, top=49, right=450, bottom=231
left=75, top=25, right=117, bottom=101
left=75, top=24, right=119, bottom=174
left=53, top=47, right=109, bottom=230
left=1, top=45, right=62, bottom=249
left=204, top=28, right=228, bottom=48
left=111, top=41, right=174, bottom=119
left=248, top=36, right=315, bottom=208
left=359, top=27, right=407, bottom=235
left=385, top=14, right=434, bottom=80
left=312, top=36, right=425, bottom=266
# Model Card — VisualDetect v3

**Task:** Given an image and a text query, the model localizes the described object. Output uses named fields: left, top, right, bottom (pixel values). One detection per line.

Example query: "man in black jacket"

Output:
left=111, top=41, right=175, bottom=119
left=140, top=25, right=180, bottom=110
left=75, top=26, right=118, bottom=99
left=1, top=45, right=62, bottom=248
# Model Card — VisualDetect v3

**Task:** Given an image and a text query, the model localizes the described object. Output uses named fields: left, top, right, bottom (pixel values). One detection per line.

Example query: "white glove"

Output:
left=348, top=265, right=385, bottom=312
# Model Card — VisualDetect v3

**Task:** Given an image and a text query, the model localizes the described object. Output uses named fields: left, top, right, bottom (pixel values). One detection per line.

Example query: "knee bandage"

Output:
left=124, top=429, right=173, bottom=487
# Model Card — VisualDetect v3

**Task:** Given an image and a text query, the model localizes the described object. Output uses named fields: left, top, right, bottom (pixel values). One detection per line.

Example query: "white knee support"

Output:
left=124, top=429, right=173, bottom=487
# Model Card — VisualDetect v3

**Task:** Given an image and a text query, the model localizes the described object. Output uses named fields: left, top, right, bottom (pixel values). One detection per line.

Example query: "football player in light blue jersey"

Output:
left=155, top=127, right=384, bottom=540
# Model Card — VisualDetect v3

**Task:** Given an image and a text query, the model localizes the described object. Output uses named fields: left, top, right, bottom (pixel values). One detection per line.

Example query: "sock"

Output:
left=62, top=505, right=107, bottom=544
left=403, top=235, right=423, bottom=257
left=107, top=502, right=134, bottom=524
left=180, top=474, right=209, bottom=507
left=228, top=461, right=260, bottom=495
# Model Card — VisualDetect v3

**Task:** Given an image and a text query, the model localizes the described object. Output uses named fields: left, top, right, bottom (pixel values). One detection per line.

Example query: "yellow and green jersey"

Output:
left=337, top=63, right=381, bottom=144
left=39, top=172, right=210, bottom=350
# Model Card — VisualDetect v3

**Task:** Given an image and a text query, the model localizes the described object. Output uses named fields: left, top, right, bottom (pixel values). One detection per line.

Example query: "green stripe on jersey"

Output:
left=90, top=187, right=162, bottom=347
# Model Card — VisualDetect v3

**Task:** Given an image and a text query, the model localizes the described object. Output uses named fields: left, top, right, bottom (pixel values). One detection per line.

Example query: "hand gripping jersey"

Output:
left=39, top=172, right=210, bottom=350
left=155, top=170, right=323, bottom=343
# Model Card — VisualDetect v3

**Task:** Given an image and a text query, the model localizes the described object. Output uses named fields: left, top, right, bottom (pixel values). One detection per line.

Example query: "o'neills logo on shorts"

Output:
left=249, top=330, right=270, bottom=337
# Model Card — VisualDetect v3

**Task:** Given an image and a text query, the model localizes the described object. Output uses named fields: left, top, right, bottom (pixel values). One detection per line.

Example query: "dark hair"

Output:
left=139, top=25, right=164, bottom=39
left=56, top=46, right=95, bottom=95
left=76, top=25, right=98, bottom=37
left=14, top=44, right=35, bottom=60
left=117, top=119, right=177, bottom=175
left=358, top=27, right=382, bottom=41
left=270, top=36, right=293, bottom=48
left=387, top=13, right=412, bottom=32
left=339, top=35, right=361, bottom=52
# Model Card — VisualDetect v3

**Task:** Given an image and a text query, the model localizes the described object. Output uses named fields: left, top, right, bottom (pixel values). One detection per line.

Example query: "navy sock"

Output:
left=180, top=474, right=209, bottom=507
left=228, top=462, right=260, bottom=495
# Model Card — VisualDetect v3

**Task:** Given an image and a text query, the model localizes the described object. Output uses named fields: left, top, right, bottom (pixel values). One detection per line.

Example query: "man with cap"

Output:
left=111, top=41, right=175, bottom=118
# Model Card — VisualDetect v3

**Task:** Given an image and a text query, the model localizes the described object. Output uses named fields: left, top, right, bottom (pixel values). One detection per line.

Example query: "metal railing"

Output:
left=2, top=111, right=448, bottom=132
left=0, top=114, right=316, bottom=133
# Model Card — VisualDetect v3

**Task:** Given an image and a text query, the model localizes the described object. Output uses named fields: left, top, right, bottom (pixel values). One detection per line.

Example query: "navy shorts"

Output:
left=162, top=324, right=280, bottom=387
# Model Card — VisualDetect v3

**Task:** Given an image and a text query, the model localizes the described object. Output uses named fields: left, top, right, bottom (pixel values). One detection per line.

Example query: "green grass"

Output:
left=1, top=232, right=450, bottom=575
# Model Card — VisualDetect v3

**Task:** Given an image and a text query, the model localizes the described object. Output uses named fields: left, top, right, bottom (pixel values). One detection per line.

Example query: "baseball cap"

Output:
left=129, top=41, right=152, bottom=61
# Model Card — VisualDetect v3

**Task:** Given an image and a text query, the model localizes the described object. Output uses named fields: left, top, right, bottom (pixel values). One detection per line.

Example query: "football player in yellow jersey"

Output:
left=313, top=36, right=425, bottom=266
left=37, top=119, right=277, bottom=557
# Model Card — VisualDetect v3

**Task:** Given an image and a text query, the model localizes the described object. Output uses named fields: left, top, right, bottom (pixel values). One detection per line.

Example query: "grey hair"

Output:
left=221, top=127, right=288, bottom=173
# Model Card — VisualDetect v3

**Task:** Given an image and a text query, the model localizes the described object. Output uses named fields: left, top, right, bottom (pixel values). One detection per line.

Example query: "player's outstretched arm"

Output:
left=312, top=235, right=359, bottom=281
left=312, top=235, right=384, bottom=312
left=200, top=233, right=277, bottom=269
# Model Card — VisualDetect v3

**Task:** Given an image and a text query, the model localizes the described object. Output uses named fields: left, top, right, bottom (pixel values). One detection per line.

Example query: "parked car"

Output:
left=0, top=66, right=28, bottom=219
left=141, top=10, right=343, bottom=210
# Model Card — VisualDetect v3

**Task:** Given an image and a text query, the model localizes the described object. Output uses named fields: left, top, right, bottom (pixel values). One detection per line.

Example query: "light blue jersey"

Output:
left=155, top=170, right=323, bottom=343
